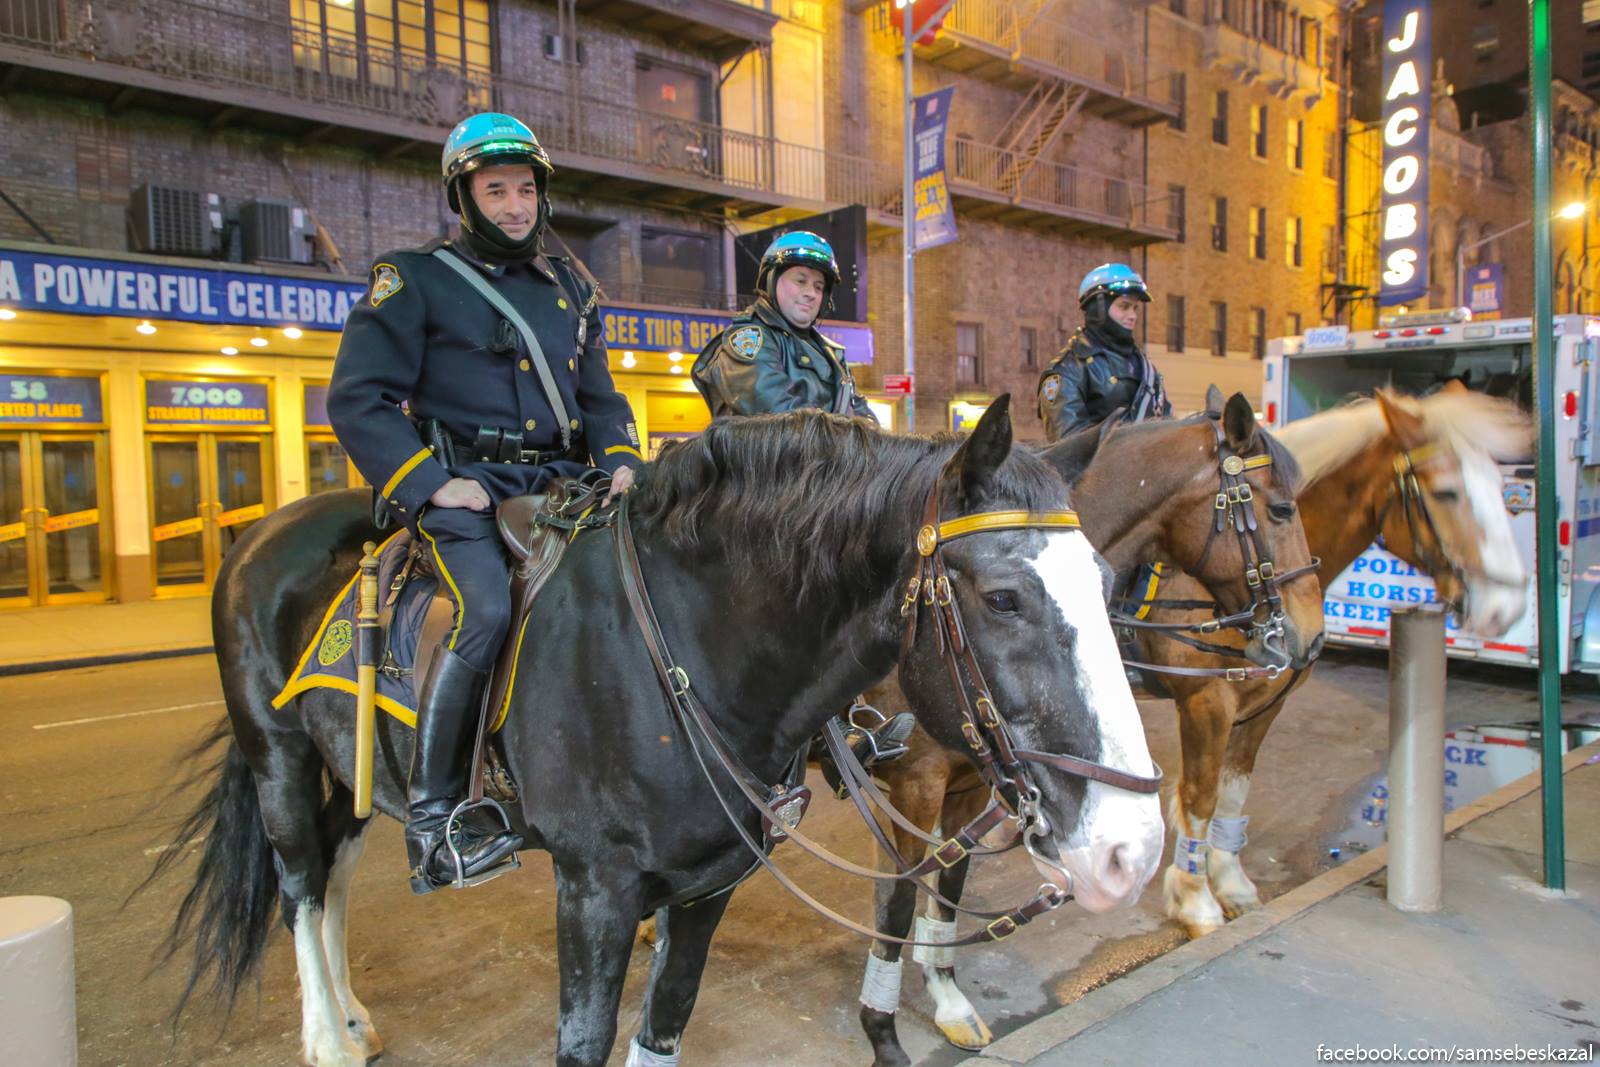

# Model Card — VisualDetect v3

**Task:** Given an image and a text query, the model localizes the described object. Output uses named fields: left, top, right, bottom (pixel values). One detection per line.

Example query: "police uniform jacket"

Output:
left=1036, top=325, right=1170, bottom=442
left=328, top=238, right=642, bottom=520
left=691, top=298, right=875, bottom=421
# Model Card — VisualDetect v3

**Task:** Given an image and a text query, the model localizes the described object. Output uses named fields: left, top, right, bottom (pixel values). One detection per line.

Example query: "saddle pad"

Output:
left=272, top=531, right=441, bottom=728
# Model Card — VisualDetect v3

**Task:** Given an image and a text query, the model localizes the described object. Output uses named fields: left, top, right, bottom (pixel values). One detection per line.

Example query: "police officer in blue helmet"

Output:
left=691, top=231, right=875, bottom=420
left=328, top=113, right=641, bottom=893
left=1037, top=263, right=1171, bottom=441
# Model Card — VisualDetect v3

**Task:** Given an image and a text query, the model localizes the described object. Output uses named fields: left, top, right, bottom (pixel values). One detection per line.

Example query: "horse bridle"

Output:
left=614, top=477, right=1161, bottom=948
left=1386, top=441, right=1470, bottom=614
left=1111, top=420, right=1320, bottom=681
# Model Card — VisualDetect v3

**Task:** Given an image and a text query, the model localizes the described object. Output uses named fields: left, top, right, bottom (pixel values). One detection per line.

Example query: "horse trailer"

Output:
left=1264, top=309, right=1600, bottom=675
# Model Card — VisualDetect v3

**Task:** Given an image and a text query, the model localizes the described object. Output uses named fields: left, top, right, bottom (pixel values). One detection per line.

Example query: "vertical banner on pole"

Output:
left=1378, top=1, right=1431, bottom=306
left=912, top=87, right=958, bottom=252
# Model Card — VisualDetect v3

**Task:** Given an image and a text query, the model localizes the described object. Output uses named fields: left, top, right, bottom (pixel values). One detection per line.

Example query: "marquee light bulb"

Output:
left=136, top=321, right=157, bottom=335
left=283, top=326, right=304, bottom=339
left=250, top=336, right=269, bottom=348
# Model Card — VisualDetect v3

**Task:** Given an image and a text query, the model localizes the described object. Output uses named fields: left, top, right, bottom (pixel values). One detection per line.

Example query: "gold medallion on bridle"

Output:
left=917, top=524, right=938, bottom=556
left=1221, top=455, right=1246, bottom=476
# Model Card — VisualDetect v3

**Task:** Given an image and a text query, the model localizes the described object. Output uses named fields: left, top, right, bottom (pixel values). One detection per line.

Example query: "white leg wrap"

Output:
left=1208, top=816, right=1249, bottom=853
left=1174, top=833, right=1209, bottom=875
left=858, top=953, right=903, bottom=1014
left=626, top=1038, right=681, bottom=1067
left=911, top=915, right=958, bottom=969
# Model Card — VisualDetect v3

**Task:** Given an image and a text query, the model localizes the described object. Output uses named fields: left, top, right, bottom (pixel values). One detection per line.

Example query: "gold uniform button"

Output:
left=568, top=358, right=575, bottom=370
left=557, top=298, right=568, bottom=309
left=520, top=358, right=531, bottom=371
left=1109, top=375, right=1119, bottom=384
left=569, top=418, right=580, bottom=431
left=525, top=419, right=536, bottom=431
left=800, top=356, right=812, bottom=365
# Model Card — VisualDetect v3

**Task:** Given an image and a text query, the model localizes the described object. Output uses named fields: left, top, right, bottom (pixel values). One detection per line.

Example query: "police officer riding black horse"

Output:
left=328, top=112, right=642, bottom=894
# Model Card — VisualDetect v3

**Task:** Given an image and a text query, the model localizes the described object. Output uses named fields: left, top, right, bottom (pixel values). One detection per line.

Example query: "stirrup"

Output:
left=413, top=797, right=522, bottom=894
left=847, top=706, right=917, bottom=768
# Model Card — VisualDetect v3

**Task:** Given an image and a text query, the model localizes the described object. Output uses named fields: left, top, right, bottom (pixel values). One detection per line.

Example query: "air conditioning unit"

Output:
left=240, top=198, right=315, bottom=265
left=128, top=185, right=219, bottom=257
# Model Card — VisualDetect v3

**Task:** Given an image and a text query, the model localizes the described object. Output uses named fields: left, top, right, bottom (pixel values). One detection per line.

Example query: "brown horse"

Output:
left=846, top=396, right=1325, bottom=1066
left=850, top=386, right=1530, bottom=1066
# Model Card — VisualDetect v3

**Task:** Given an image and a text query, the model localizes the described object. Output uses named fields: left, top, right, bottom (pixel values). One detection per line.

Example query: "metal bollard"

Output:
left=1387, top=608, right=1447, bottom=913
left=0, top=896, right=78, bottom=1066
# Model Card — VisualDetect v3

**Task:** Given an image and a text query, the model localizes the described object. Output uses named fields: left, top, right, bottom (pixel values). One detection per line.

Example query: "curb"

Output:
left=955, top=737, right=1600, bottom=1065
left=0, top=645, right=214, bottom=677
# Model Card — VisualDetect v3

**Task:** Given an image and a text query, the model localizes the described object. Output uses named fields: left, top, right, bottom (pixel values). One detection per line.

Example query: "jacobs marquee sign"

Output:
left=1379, top=0, right=1431, bottom=306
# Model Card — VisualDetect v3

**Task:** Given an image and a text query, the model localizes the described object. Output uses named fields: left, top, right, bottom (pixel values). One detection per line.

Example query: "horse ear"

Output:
left=955, top=393, right=1013, bottom=504
left=1439, top=378, right=1469, bottom=395
left=1376, top=388, right=1428, bottom=449
left=1205, top=384, right=1225, bottom=418
left=1222, top=392, right=1257, bottom=452
left=1038, top=417, right=1105, bottom=486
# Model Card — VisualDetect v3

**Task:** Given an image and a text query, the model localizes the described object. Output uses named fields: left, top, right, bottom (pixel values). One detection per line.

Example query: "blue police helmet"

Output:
left=758, top=231, right=841, bottom=296
left=442, top=112, right=553, bottom=214
left=1078, top=263, right=1151, bottom=309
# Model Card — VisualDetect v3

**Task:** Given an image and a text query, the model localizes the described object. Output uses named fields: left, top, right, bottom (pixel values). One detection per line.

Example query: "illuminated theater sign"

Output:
left=1379, top=1, right=1431, bottom=306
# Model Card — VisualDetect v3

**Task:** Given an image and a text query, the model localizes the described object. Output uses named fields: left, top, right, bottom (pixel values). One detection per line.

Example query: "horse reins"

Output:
left=614, top=475, right=1162, bottom=947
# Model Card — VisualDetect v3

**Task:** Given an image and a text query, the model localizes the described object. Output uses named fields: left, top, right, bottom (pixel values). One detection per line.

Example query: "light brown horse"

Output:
left=848, top=385, right=1530, bottom=1066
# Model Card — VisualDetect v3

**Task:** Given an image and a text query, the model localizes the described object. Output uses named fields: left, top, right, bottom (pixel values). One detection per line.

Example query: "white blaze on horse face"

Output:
left=1458, top=448, right=1529, bottom=637
left=1027, top=532, right=1164, bottom=912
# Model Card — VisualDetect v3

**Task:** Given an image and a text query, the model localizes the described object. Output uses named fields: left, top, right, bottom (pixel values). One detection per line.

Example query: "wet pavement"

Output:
left=1, top=648, right=1594, bottom=1066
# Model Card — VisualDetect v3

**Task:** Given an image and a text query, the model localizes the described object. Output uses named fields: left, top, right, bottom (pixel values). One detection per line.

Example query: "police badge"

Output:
left=368, top=263, right=404, bottom=308
left=1041, top=373, right=1062, bottom=403
left=725, top=325, right=765, bottom=362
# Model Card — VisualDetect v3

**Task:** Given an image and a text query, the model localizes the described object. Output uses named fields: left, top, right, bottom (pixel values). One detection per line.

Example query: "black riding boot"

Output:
left=405, top=646, right=523, bottom=894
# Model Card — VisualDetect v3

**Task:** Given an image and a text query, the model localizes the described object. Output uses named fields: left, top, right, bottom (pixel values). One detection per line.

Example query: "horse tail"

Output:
left=146, top=716, right=281, bottom=1022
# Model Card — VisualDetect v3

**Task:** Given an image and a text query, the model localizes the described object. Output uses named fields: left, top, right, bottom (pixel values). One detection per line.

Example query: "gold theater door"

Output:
left=148, top=434, right=273, bottom=595
left=0, top=432, right=113, bottom=607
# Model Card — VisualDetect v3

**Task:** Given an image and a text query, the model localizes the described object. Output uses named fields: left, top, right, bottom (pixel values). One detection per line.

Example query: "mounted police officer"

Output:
left=693, top=231, right=914, bottom=771
left=691, top=231, right=875, bottom=420
left=327, top=112, right=643, bottom=894
left=1037, top=263, right=1171, bottom=442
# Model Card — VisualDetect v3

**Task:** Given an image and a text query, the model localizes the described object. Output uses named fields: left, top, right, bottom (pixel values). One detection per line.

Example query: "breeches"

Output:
left=414, top=505, right=511, bottom=672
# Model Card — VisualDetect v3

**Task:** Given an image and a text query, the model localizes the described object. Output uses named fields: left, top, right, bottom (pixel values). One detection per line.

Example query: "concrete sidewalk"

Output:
left=0, top=596, right=213, bottom=675
left=960, top=742, right=1600, bottom=1066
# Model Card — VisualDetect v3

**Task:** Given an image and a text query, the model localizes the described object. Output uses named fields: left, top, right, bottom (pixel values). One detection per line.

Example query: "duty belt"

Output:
left=466, top=425, right=580, bottom=466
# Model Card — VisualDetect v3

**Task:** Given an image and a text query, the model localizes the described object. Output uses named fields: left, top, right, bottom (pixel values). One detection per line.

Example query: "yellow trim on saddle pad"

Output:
left=1133, top=562, right=1165, bottom=620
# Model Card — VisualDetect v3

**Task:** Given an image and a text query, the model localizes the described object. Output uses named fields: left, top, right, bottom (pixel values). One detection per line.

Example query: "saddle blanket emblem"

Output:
left=726, top=325, right=764, bottom=360
left=317, top=619, right=354, bottom=666
left=368, top=263, right=404, bottom=307
left=1041, top=373, right=1062, bottom=403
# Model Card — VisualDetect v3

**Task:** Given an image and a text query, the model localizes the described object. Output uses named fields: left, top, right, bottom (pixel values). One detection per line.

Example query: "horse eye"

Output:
left=1431, top=487, right=1460, bottom=503
left=984, top=591, right=1019, bottom=615
left=1268, top=502, right=1297, bottom=522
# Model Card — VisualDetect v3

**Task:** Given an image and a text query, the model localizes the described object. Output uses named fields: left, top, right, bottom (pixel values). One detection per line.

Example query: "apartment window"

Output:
left=1285, top=215, right=1303, bottom=268
left=1287, top=118, right=1304, bottom=170
left=1249, top=206, right=1267, bottom=260
left=1285, top=311, right=1303, bottom=338
left=1211, top=90, right=1229, bottom=145
left=1210, top=301, right=1228, bottom=356
left=1210, top=195, right=1228, bottom=252
left=1250, top=307, right=1267, bottom=359
left=641, top=228, right=715, bottom=303
left=1020, top=326, right=1037, bottom=370
left=1169, top=184, right=1187, bottom=242
left=637, top=56, right=715, bottom=123
left=956, top=322, right=983, bottom=386
left=1322, top=130, right=1339, bottom=179
left=1167, top=294, right=1186, bottom=353
left=290, top=0, right=491, bottom=99
left=1169, top=72, right=1187, bottom=131
left=1251, top=104, right=1268, bottom=159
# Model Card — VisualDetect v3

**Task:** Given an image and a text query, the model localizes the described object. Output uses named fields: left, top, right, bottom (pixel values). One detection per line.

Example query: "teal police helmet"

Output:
left=441, top=113, right=555, bottom=238
left=758, top=231, right=841, bottom=301
left=1078, top=263, right=1151, bottom=309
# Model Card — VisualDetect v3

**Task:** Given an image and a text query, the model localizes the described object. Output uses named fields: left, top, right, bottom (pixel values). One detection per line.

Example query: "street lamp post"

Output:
left=1454, top=201, right=1585, bottom=311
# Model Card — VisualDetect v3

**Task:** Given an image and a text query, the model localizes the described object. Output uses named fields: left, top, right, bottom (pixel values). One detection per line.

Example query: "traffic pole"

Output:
left=1387, top=608, right=1446, bottom=913
left=902, top=0, right=916, bottom=434
left=1530, top=0, right=1566, bottom=891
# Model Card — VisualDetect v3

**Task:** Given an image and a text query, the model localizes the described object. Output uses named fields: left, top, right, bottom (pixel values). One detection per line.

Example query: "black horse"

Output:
left=159, top=400, right=1169, bottom=1067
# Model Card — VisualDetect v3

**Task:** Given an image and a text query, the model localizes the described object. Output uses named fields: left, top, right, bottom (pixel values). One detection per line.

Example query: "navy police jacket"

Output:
left=328, top=238, right=642, bottom=519
left=691, top=298, right=875, bottom=421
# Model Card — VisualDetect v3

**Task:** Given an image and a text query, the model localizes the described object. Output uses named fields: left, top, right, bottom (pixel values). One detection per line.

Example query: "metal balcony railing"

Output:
left=0, top=0, right=897, bottom=214
left=949, top=136, right=1178, bottom=238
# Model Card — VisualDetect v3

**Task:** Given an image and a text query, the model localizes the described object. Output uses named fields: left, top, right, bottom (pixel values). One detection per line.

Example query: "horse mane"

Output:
left=1275, top=389, right=1533, bottom=489
left=1100, top=411, right=1303, bottom=494
left=630, top=411, right=1069, bottom=604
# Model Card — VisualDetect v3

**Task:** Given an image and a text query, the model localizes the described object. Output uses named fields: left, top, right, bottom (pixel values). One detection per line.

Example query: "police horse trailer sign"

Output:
left=1267, top=311, right=1600, bottom=675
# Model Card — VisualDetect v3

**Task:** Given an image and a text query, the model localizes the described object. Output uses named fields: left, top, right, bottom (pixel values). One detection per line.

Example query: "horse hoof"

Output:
left=304, top=1037, right=368, bottom=1067
left=936, top=1011, right=994, bottom=1050
left=1163, top=863, right=1225, bottom=941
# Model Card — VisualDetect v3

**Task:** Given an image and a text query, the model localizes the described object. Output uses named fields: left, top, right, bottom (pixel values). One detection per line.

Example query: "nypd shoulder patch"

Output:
left=1041, top=373, right=1063, bottom=403
left=368, top=263, right=404, bottom=308
left=724, top=325, right=765, bottom=362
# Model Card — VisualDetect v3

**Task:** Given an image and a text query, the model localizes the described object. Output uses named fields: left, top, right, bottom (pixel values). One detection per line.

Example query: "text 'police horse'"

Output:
left=157, top=400, right=1167, bottom=1067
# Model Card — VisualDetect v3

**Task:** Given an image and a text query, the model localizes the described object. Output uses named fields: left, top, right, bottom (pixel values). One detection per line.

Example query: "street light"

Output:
left=1455, top=201, right=1586, bottom=310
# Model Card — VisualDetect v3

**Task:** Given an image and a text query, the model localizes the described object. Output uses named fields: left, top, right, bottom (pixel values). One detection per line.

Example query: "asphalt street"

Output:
left=2, top=650, right=1593, bottom=1066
